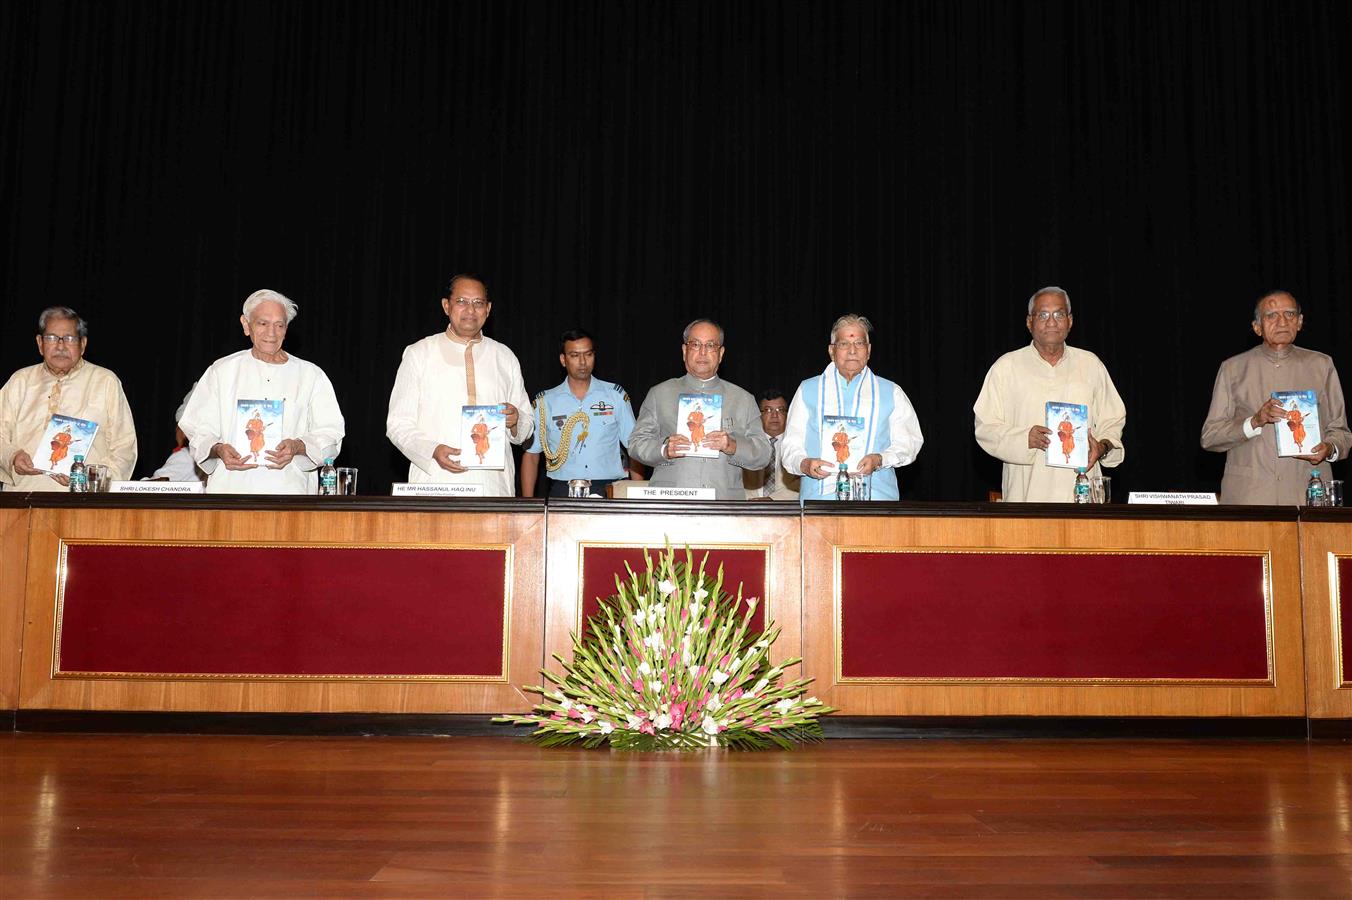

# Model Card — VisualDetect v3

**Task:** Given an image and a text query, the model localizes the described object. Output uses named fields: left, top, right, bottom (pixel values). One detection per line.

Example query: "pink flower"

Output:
left=640, top=722, right=656, bottom=735
left=632, top=679, right=643, bottom=692
left=670, top=703, right=687, bottom=729
left=730, top=689, right=742, bottom=700
left=755, top=725, right=772, bottom=732
left=720, top=655, right=730, bottom=668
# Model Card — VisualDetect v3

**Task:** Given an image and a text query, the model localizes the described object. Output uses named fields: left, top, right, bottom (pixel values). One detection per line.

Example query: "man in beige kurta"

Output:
left=1201, top=290, right=1350, bottom=505
left=0, top=307, right=137, bottom=490
left=386, top=274, right=533, bottom=496
left=973, top=287, right=1126, bottom=502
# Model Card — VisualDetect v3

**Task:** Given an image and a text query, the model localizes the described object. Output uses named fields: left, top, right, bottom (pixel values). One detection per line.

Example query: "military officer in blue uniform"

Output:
left=521, top=329, right=641, bottom=497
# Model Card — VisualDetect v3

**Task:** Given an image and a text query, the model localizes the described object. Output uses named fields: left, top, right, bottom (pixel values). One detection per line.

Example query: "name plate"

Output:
left=109, top=481, right=205, bottom=494
left=391, top=482, right=485, bottom=497
left=1128, top=491, right=1218, bottom=505
left=630, top=486, right=717, bottom=500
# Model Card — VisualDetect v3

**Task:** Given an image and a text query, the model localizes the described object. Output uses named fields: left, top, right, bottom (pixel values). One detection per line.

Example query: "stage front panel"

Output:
left=839, top=550, right=1270, bottom=682
left=579, top=545, right=767, bottom=633
left=57, top=542, right=510, bottom=679
left=1340, top=556, right=1351, bottom=686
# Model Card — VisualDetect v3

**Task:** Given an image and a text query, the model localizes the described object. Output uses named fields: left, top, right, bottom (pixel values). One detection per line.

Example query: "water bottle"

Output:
left=1073, top=467, right=1091, bottom=503
left=835, top=463, right=851, bottom=500
left=1306, top=468, right=1327, bottom=507
left=69, top=454, right=88, bottom=493
left=319, top=458, right=338, bottom=496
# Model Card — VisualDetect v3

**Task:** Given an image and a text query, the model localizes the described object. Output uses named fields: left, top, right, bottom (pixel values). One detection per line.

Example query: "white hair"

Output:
left=242, top=289, right=298, bottom=323
left=829, top=314, right=873, bottom=344
left=1027, top=286, right=1072, bottom=316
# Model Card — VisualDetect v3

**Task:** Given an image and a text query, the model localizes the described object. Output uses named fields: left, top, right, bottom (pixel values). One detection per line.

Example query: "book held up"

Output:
left=1272, top=390, right=1321, bottom=457
left=460, top=404, right=507, bottom=469
left=1044, top=401, right=1089, bottom=469
left=676, top=393, right=723, bottom=459
left=34, top=414, right=99, bottom=475
left=233, top=399, right=284, bottom=465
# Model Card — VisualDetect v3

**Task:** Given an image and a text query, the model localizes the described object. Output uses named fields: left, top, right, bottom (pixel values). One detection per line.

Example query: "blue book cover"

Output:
left=822, top=415, right=867, bottom=473
left=232, top=399, right=285, bottom=465
left=677, top=393, right=723, bottom=459
left=1045, top=401, right=1089, bottom=469
left=1272, top=390, right=1321, bottom=457
left=460, top=404, right=507, bottom=469
left=35, top=414, right=100, bottom=475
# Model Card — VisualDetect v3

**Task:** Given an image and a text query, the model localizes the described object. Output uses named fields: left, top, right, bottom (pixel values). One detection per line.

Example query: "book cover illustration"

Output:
left=460, top=404, right=507, bottom=469
left=233, top=399, right=284, bottom=465
left=1044, top=401, right=1089, bottom=469
left=677, top=393, right=723, bottom=459
left=822, top=415, right=867, bottom=473
left=1272, top=390, right=1321, bottom=457
left=34, top=414, right=99, bottom=475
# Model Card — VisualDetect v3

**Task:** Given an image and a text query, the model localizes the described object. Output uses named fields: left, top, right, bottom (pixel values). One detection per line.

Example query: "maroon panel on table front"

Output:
left=840, top=552, right=1270, bottom=680
left=1340, top=557, right=1352, bottom=684
left=579, top=547, right=766, bottom=632
left=58, top=544, right=507, bottom=677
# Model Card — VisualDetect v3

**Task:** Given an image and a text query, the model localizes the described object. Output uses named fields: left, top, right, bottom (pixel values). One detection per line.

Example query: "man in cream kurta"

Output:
left=1201, top=290, right=1350, bottom=504
left=386, top=275, right=533, bottom=496
left=179, top=290, right=344, bottom=494
left=0, top=307, right=137, bottom=490
left=974, top=287, right=1126, bottom=502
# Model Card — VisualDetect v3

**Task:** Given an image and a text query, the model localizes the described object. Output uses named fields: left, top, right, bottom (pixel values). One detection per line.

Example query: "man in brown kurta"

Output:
left=1201, top=290, right=1350, bottom=504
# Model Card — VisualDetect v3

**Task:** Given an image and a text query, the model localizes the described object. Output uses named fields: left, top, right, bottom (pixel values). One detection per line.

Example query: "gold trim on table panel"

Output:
left=830, top=546, right=1276, bottom=686
left=51, top=539, right=514, bottom=683
left=1331, top=552, right=1350, bottom=690
left=573, top=540, right=774, bottom=636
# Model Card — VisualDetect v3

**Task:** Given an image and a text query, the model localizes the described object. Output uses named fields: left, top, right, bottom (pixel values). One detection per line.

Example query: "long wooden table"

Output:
left=1, top=494, right=1347, bottom=722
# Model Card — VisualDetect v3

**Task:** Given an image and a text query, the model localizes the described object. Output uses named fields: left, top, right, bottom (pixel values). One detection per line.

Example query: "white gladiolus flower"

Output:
left=753, top=679, right=768, bottom=694
left=711, top=670, right=729, bottom=686
left=805, top=696, right=820, bottom=705
left=693, top=587, right=709, bottom=601
left=631, top=614, right=645, bottom=630
left=649, top=680, right=662, bottom=692
left=655, top=713, right=672, bottom=730
left=638, top=661, right=652, bottom=676
left=775, top=698, right=794, bottom=715
left=582, top=710, right=595, bottom=723
left=688, top=602, right=702, bottom=618
left=658, top=579, right=677, bottom=596
left=598, top=720, right=614, bottom=734
left=682, top=649, right=693, bottom=666
left=558, top=698, right=574, bottom=712
left=707, top=694, right=722, bottom=712
left=754, top=640, right=768, bottom=649
left=548, top=691, right=564, bottom=701
left=626, top=714, right=644, bottom=729
left=701, top=715, right=720, bottom=735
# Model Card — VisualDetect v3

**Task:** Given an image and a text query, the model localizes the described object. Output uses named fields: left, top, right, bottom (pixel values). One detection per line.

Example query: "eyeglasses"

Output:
left=760, top=407, right=786, bottom=416
left=684, top=340, right=722, bottom=353
left=832, top=339, right=869, bottom=350
left=452, top=297, right=489, bottom=310
left=1262, top=309, right=1300, bottom=322
left=40, top=334, right=81, bottom=345
left=1033, top=310, right=1069, bottom=322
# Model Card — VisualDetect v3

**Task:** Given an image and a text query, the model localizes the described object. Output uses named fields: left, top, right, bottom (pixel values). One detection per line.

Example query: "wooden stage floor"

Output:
left=3, top=734, right=1350, bottom=898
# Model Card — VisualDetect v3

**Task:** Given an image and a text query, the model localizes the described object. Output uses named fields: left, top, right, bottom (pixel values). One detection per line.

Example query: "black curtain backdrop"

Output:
left=2, top=0, right=1349, bottom=498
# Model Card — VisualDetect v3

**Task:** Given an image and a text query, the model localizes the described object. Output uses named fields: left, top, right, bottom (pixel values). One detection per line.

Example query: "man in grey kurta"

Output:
left=629, top=319, right=771, bottom=499
left=1201, top=290, right=1350, bottom=505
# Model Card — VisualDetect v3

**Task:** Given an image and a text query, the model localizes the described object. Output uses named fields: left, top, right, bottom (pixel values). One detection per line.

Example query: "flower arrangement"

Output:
left=496, top=546, right=833, bottom=751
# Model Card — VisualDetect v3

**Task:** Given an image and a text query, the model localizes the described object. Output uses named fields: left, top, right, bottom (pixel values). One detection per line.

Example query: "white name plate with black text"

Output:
left=630, top=486, right=717, bottom=500
left=109, top=481, right=205, bottom=494
left=1127, top=491, right=1218, bottom=505
left=391, top=483, right=485, bottom=497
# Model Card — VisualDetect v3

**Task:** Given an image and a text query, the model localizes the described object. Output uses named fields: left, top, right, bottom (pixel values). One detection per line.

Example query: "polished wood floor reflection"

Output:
left=3, top=734, right=1351, bottom=898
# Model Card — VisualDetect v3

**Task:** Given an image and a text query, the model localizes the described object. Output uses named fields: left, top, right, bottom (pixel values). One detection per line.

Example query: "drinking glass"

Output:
left=337, top=467, right=358, bottom=495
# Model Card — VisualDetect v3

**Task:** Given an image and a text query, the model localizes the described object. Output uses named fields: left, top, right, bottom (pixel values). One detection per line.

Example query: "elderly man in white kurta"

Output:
left=179, top=289, right=345, bottom=494
left=386, top=274, right=533, bottom=495
left=974, top=286, right=1126, bottom=502
left=0, top=307, right=137, bottom=490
